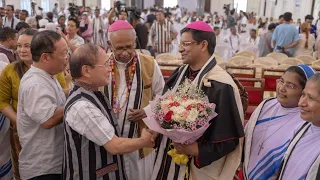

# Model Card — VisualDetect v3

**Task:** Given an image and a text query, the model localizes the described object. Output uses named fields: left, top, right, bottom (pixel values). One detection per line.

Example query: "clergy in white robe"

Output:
left=104, top=20, right=165, bottom=180
left=92, top=8, right=106, bottom=48
left=224, top=27, right=241, bottom=56
left=214, top=26, right=224, bottom=44
left=243, top=65, right=317, bottom=180
left=277, top=73, right=320, bottom=180
left=246, top=29, right=260, bottom=46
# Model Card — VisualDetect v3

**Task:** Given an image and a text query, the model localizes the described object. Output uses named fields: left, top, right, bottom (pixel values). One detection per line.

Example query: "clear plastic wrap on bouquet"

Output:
left=142, top=79, right=218, bottom=145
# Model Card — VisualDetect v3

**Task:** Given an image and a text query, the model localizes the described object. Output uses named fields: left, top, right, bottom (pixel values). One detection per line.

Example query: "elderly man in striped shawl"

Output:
left=104, top=20, right=165, bottom=180
left=63, top=44, right=155, bottom=179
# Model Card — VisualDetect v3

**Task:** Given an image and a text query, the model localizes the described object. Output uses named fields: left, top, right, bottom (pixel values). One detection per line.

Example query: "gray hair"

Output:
left=25, top=17, right=37, bottom=27
left=308, top=73, right=320, bottom=94
left=70, top=44, right=101, bottom=79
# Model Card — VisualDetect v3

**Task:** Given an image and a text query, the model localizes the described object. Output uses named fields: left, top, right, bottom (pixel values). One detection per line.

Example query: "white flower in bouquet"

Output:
left=143, top=79, right=218, bottom=166
left=186, top=108, right=199, bottom=122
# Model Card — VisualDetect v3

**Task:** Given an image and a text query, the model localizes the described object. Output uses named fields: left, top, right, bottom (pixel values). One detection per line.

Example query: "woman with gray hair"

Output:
left=25, top=17, right=37, bottom=28
left=277, top=73, right=320, bottom=180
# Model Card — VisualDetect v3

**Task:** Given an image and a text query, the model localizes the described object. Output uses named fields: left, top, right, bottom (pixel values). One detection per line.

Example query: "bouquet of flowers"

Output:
left=143, top=79, right=217, bottom=165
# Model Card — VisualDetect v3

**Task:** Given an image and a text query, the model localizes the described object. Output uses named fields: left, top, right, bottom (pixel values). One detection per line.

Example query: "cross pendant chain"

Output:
left=258, top=144, right=264, bottom=155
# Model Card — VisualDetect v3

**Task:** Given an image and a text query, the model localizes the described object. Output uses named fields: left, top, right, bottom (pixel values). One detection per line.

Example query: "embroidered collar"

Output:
left=74, top=80, right=100, bottom=91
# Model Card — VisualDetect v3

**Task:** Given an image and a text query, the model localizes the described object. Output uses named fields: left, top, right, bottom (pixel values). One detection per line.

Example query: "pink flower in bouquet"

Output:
left=186, top=104, right=195, bottom=111
left=157, top=113, right=164, bottom=121
left=161, top=104, right=169, bottom=113
left=182, top=96, right=188, bottom=101
left=197, top=103, right=205, bottom=111
left=182, top=111, right=189, bottom=119
left=164, top=110, right=174, bottom=123
left=143, top=79, right=217, bottom=144
left=169, top=101, right=180, bottom=107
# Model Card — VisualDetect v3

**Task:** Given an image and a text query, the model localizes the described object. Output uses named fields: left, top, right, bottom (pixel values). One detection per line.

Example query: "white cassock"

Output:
left=111, top=54, right=165, bottom=180
left=215, top=34, right=224, bottom=44
left=224, top=34, right=241, bottom=55
left=92, top=17, right=106, bottom=48
left=246, top=37, right=260, bottom=46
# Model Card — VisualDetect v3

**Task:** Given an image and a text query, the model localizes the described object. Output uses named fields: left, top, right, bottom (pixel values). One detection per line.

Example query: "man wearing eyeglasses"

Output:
left=63, top=44, right=155, bottom=179
left=16, top=31, right=68, bottom=180
left=3, top=5, right=19, bottom=29
left=104, top=20, right=165, bottom=180
left=152, top=21, right=244, bottom=180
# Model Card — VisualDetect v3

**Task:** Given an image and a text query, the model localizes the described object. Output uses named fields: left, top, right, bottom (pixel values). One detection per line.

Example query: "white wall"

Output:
left=10, top=0, right=21, bottom=10
left=177, top=0, right=197, bottom=12
left=260, top=0, right=313, bottom=21
left=144, top=0, right=155, bottom=9
left=247, top=0, right=260, bottom=14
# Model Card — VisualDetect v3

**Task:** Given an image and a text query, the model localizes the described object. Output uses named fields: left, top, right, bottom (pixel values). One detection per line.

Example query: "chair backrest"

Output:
left=225, top=66, right=256, bottom=86
left=248, top=64, right=269, bottom=69
left=214, top=53, right=224, bottom=64
left=254, top=57, right=278, bottom=68
left=312, top=60, right=320, bottom=67
left=262, top=68, right=285, bottom=91
left=280, top=58, right=304, bottom=65
left=266, top=52, right=288, bottom=63
left=236, top=51, right=256, bottom=61
left=313, top=67, right=320, bottom=73
left=229, top=56, right=252, bottom=66
left=274, top=64, right=292, bottom=70
left=237, top=78, right=265, bottom=106
left=296, top=55, right=316, bottom=65
left=217, top=62, right=237, bottom=69
left=215, top=43, right=233, bottom=61
left=248, top=64, right=269, bottom=78
left=156, top=53, right=183, bottom=66
left=159, top=66, right=177, bottom=82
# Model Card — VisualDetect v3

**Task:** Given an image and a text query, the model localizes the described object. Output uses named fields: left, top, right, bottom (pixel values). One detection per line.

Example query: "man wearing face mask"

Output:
left=105, top=20, right=165, bottom=180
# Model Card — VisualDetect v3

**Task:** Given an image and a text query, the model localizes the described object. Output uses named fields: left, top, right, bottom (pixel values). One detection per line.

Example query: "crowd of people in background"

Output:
left=1, top=3, right=320, bottom=59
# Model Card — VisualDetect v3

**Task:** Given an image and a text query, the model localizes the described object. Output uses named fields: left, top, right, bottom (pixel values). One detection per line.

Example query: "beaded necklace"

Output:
left=110, top=53, right=138, bottom=115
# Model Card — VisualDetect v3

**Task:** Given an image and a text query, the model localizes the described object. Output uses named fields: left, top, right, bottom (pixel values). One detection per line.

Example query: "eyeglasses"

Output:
left=276, top=79, right=301, bottom=90
left=301, top=92, right=320, bottom=104
left=178, top=41, right=198, bottom=48
left=92, top=56, right=111, bottom=68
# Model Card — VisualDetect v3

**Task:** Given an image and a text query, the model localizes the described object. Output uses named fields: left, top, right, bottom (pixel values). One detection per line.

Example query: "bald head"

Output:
left=107, top=29, right=136, bottom=43
left=107, top=28, right=137, bottom=63
left=70, top=44, right=102, bottom=79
